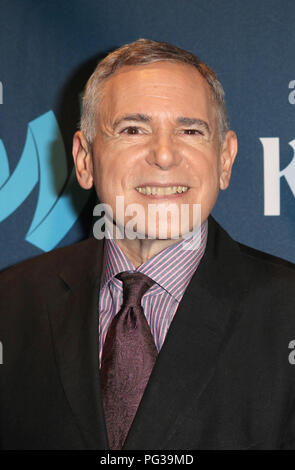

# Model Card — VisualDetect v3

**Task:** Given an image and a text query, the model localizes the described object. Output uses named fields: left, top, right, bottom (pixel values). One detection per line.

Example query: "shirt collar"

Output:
left=100, top=219, right=208, bottom=302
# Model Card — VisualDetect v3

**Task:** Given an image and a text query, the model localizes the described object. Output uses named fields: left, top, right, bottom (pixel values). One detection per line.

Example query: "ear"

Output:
left=72, top=131, right=94, bottom=189
left=219, top=130, right=238, bottom=190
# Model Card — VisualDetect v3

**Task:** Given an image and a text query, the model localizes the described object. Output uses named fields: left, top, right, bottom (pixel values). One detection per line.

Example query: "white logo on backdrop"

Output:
left=260, top=138, right=295, bottom=216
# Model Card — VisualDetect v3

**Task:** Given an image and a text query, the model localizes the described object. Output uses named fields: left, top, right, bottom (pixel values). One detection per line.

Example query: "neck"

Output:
left=115, top=236, right=181, bottom=268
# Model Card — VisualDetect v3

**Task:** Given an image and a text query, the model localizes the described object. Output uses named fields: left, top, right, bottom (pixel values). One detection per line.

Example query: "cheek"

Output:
left=94, top=140, right=139, bottom=177
left=91, top=157, right=113, bottom=201
left=92, top=149, right=116, bottom=183
left=190, top=153, right=219, bottom=185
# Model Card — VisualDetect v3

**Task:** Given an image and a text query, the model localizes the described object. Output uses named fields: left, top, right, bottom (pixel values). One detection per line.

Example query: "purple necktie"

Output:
left=100, top=271, right=158, bottom=450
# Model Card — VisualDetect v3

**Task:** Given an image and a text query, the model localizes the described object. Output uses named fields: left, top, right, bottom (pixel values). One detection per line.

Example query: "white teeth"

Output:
left=135, top=185, right=189, bottom=195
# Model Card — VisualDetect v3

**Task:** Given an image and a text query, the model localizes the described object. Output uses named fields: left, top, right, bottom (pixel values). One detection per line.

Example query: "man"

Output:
left=1, top=39, right=295, bottom=450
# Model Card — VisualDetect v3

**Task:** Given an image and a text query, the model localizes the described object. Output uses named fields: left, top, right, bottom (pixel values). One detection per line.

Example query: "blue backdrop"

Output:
left=1, top=0, right=295, bottom=270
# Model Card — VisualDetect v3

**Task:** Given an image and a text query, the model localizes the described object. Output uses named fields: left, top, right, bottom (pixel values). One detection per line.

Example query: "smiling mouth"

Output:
left=135, top=185, right=189, bottom=196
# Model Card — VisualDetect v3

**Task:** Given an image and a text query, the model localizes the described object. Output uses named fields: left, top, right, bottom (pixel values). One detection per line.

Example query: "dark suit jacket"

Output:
left=1, top=216, right=295, bottom=450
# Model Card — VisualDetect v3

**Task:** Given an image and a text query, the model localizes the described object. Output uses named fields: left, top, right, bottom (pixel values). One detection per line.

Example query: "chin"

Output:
left=146, top=222, right=187, bottom=241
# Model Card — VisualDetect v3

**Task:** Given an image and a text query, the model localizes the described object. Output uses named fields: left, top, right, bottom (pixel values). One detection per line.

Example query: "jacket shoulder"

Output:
left=238, top=241, right=295, bottom=269
left=211, top=216, right=295, bottom=277
left=207, top=217, right=295, bottom=301
left=236, top=240, right=295, bottom=281
left=0, top=237, right=102, bottom=290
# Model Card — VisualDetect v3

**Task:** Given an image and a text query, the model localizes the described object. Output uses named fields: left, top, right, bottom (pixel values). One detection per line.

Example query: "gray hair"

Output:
left=80, top=38, right=229, bottom=144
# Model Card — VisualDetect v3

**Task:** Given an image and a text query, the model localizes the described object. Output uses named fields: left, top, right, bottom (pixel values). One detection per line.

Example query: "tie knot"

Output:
left=116, top=271, right=155, bottom=307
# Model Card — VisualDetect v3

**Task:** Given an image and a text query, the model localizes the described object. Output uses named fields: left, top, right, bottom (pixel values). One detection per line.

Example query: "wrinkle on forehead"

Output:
left=98, top=61, right=218, bottom=135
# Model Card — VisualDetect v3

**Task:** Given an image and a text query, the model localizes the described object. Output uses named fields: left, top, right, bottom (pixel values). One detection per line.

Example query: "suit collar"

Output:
left=58, top=236, right=105, bottom=290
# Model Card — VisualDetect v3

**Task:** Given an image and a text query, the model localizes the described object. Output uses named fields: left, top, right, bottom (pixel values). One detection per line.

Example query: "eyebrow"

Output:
left=176, top=117, right=211, bottom=135
left=112, top=113, right=211, bottom=135
left=113, top=113, right=151, bottom=129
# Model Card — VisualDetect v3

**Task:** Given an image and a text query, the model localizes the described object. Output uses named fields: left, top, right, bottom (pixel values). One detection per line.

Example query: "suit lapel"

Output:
left=47, top=238, right=108, bottom=449
left=124, top=217, right=249, bottom=449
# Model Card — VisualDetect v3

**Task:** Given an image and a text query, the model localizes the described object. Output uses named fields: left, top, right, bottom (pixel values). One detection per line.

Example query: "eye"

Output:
left=182, top=129, right=203, bottom=136
left=121, top=126, right=142, bottom=135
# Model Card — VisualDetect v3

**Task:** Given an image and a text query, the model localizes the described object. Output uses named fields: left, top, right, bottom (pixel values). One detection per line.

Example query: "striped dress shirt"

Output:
left=98, top=219, right=208, bottom=366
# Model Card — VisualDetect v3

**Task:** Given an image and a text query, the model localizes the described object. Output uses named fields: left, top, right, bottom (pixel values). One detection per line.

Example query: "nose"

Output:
left=146, top=131, right=181, bottom=170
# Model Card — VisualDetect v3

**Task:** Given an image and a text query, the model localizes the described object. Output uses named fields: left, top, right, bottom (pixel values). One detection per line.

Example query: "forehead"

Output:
left=99, top=61, right=215, bottom=123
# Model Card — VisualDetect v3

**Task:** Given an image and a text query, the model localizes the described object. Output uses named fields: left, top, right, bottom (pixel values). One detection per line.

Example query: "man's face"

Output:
left=77, top=61, right=237, bottom=239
